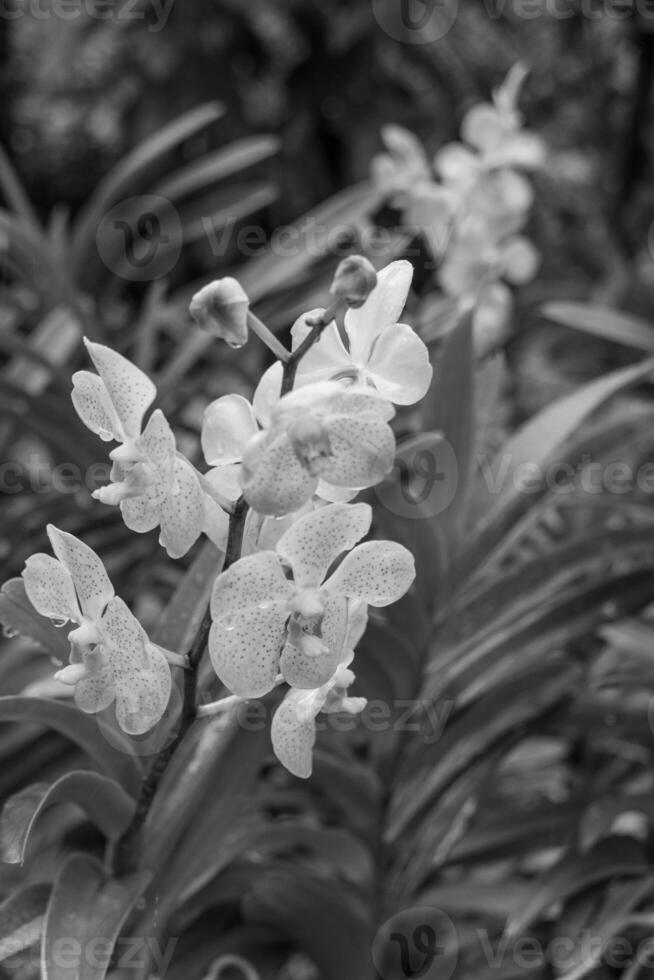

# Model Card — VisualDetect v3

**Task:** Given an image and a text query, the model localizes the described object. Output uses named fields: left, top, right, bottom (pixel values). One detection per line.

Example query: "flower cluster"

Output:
left=18, top=256, right=424, bottom=776
left=22, top=526, right=172, bottom=734
left=372, top=63, right=544, bottom=350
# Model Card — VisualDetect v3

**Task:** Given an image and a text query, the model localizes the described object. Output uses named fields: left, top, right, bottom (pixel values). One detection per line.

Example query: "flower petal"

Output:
left=46, top=526, right=114, bottom=622
left=461, top=103, right=506, bottom=153
left=71, top=371, right=123, bottom=442
left=74, top=663, right=115, bottom=715
left=140, top=409, right=176, bottom=481
left=241, top=431, right=318, bottom=517
left=100, top=596, right=171, bottom=734
left=209, top=603, right=289, bottom=698
left=271, top=689, right=322, bottom=778
left=114, top=645, right=172, bottom=735
left=280, top=595, right=348, bottom=689
left=202, top=494, right=230, bottom=551
left=202, top=394, right=259, bottom=466
left=344, top=260, right=413, bottom=364
left=83, top=339, right=156, bottom=440
left=366, top=323, right=432, bottom=405
left=276, top=502, right=371, bottom=589
left=499, top=236, right=540, bottom=285
left=209, top=550, right=292, bottom=697
left=158, top=457, right=205, bottom=558
left=22, top=554, right=81, bottom=624
left=211, top=551, right=293, bottom=620
left=434, top=142, right=479, bottom=186
left=323, top=414, right=395, bottom=489
left=252, top=363, right=283, bottom=425
left=324, top=540, right=415, bottom=606
left=120, top=495, right=160, bottom=533
left=315, top=482, right=359, bottom=503
left=205, top=463, right=243, bottom=502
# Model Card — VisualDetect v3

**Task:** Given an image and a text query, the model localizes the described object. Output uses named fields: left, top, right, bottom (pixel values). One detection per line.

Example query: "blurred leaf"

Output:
left=504, top=838, right=647, bottom=940
left=0, top=698, right=141, bottom=795
left=1, top=772, right=135, bottom=864
left=71, top=102, right=224, bottom=271
left=541, top=303, right=654, bottom=352
left=42, top=852, right=149, bottom=980
left=153, top=135, right=280, bottom=201
left=0, top=580, right=70, bottom=662
left=243, top=869, right=371, bottom=980
left=0, top=883, right=50, bottom=963
left=0, top=143, right=41, bottom=232
left=422, top=311, right=474, bottom=537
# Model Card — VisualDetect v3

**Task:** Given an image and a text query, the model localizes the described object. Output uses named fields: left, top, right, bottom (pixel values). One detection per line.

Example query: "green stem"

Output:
left=280, top=298, right=344, bottom=396
left=111, top=497, right=249, bottom=876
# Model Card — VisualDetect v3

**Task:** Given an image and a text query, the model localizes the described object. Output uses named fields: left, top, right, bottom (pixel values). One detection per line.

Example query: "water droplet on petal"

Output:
left=259, top=601, right=272, bottom=611
left=227, top=341, right=244, bottom=350
left=98, top=428, right=114, bottom=442
left=51, top=617, right=69, bottom=629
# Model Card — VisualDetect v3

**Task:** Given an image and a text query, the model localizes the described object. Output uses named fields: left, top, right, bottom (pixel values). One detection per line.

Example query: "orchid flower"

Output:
left=22, top=526, right=172, bottom=734
left=254, top=262, right=431, bottom=408
left=237, top=381, right=396, bottom=516
left=208, top=502, right=415, bottom=699
left=72, top=339, right=228, bottom=558
left=435, top=64, right=545, bottom=191
left=438, top=220, right=540, bottom=348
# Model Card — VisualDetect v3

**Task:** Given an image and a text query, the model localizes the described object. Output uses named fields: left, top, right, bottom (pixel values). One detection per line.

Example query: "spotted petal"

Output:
left=241, top=431, right=317, bottom=517
left=323, top=414, right=395, bottom=489
left=22, top=554, right=81, bottom=624
left=71, top=371, right=123, bottom=441
left=158, top=457, right=206, bottom=559
left=276, top=502, right=371, bottom=589
left=101, top=596, right=171, bottom=734
left=324, top=540, right=415, bottom=606
left=46, top=526, right=114, bottom=622
left=141, top=409, right=176, bottom=483
left=120, top=494, right=160, bottom=533
left=271, top=688, right=323, bottom=779
left=344, top=260, right=413, bottom=364
left=114, top=645, right=172, bottom=735
left=74, top=661, right=115, bottom=715
left=202, top=394, right=259, bottom=466
left=83, top=339, right=156, bottom=440
left=209, top=551, right=293, bottom=697
left=280, top=595, right=348, bottom=689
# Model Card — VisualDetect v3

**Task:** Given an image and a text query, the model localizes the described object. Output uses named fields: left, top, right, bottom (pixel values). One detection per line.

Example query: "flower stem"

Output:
left=247, top=311, right=291, bottom=363
left=110, top=496, right=249, bottom=877
left=280, top=299, right=344, bottom=396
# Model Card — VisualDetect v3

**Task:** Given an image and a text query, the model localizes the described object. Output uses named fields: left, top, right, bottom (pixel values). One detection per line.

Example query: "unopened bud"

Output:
left=189, top=278, right=249, bottom=348
left=329, top=256, right=378, bottom=309
left=287, top=417, right=332, bottom=476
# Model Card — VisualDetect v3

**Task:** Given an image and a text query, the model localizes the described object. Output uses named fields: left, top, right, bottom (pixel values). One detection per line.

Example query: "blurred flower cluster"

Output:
left=372, top=63, right=545, bottom=350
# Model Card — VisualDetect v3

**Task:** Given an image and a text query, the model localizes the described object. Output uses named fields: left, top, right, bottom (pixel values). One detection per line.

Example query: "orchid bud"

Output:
left=329, top=256, right=378, bottom=309
left=287, top=417, right=333, bottom=476
left=189, top=278, right=249, bottom=348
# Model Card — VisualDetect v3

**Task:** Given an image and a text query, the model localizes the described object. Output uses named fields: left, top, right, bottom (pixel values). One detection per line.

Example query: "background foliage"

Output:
left=1, top=2, right=654, bottom=979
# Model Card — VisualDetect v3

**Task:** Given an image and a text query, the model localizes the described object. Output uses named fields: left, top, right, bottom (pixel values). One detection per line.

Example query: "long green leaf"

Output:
left=1, top=772, right=135, bottom=864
